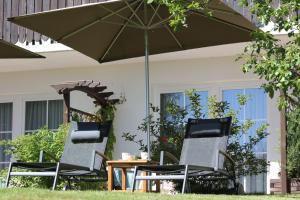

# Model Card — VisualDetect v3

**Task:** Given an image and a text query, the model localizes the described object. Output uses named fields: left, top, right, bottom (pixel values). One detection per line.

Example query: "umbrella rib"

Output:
left=98, top=4, right=143, bottom=29
left=147, top=4, right=161, bottom=26
left=124, top=0, right=145, bottom=26
left=149, top=15, right=173, bottom=29
left=57, top=1, right=141, bottom=42
left=98, top=20, right=142, bottom=29
left=148, top=4, right=183, bottom=49
left=191, top=10, right=254, bottom=33
left=207, top=7, right=240, bottom=16
left=99, top=0, right=144, bottom=63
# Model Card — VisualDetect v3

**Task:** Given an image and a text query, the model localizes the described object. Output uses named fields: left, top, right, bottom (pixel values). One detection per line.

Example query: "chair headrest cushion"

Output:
left=71, top=130, right=103, bottom=143
left=186, top=117, right=232, bottom=138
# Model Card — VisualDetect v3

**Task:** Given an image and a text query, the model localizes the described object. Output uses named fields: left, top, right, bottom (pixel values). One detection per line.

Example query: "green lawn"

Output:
left=0, top=189, right=299, bottom=200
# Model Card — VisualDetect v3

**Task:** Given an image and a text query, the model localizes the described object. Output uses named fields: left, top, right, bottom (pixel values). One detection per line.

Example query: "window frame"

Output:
left=21, top=94, right=63, bottom=134
left=24, top=99, right=64, bottom=133
left=220, top=84, right=269, bottom=194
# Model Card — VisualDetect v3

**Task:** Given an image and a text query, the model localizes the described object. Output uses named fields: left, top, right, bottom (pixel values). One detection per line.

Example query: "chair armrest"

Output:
left=160, top=151, right=179, bottom=165
left=90, top=150, right=109, bottom=171
left=39, top=150, right=59, bottom=163
left=95, top=150, right=109, bottom=161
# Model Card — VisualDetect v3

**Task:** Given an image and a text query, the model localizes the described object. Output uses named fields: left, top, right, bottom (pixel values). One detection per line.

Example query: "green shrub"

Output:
left=3, top=124, right=69, bottom=163
left=287, top=107, right=300, bottom=178
left=0, top=124, right=69, bottom=188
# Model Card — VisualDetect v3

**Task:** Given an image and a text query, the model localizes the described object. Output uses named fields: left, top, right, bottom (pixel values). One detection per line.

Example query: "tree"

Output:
left=148, top=0, right=299, bottom=108
left=238, top=0, right=300, bottom=110
left=237, top=0, right=300, bottom=194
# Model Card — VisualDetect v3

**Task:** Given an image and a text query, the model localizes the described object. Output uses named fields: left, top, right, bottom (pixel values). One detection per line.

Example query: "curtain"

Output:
left=0, top=103, right=12, bottom=169
left=25, top=100, right=64, bottom=131
left=48, top=100, right=63, bottom=130
left=0, top=103, right=12, bottom=132
left=25, top=101, right=47, bottom=131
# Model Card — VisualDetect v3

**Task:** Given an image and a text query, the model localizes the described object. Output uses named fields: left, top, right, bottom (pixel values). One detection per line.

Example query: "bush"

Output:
left=287, top=107, right=300, bottom=178
left=0, top=124, right=69, bottom=188
left=123, top=89, right=268, bottom=193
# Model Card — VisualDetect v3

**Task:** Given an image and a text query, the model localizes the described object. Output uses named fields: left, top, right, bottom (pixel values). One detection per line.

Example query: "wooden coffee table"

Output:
left=106, top=160, right=159, bottom=192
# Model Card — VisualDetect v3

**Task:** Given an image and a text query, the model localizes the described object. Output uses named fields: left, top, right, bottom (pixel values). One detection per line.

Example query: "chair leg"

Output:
left=182, top=165, right=189, bottom=194
left=5, top=162, right=12, bottom=188
left=52, top=163, right=60, bottom=190
left=187, top=181, right=191, bottom=193
left=131, top=166, right=138, bottom=192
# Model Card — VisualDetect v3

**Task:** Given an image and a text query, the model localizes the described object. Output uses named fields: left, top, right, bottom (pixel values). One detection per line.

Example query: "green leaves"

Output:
left=147, top=0, right=209, bottom=30
left=0, top=124, right=69, bottom=188
left=238, top=0, right=300, bottom=179
left=1, top=125, right=69, bottom=163
left=287, top=107, right=300, bottom=178
left=238, top=0, right=300, bottom=110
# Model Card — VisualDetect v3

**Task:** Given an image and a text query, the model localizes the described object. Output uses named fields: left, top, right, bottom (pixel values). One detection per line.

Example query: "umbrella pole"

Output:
left=144, top=1, right=151, bottom=160
left=145, top=28, right=151, bottom=160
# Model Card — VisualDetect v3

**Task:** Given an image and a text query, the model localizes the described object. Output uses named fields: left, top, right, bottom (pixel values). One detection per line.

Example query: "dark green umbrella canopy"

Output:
left=8, top=0, right=256, bottom=158
left=0, top=39, right=44, bottom=59
left=8, top=0, right=256, bottom=63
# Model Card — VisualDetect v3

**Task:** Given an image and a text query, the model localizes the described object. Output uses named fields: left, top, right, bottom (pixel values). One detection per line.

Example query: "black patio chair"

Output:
left=132, top=117, right=237, bottom=194
left=5, top=121, right=111, bottom=190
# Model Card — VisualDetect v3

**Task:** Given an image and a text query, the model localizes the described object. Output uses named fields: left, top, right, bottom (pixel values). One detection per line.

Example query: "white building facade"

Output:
left=0, top=41, right=282, bottom=194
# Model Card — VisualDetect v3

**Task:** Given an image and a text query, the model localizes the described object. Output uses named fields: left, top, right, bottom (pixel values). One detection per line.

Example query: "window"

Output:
left=0, top=103, right=12, bottom=170
left=160, top=91, right=208, bottom=121
left=223, top=88, right=267, bottom=193
left=25, top=100, right=63, bottom=133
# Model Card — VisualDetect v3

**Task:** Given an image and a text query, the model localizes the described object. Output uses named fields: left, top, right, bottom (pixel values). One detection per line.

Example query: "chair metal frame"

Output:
left=132, top=117, right=237, bottom=194
left=5, top=121, right=111, bottom=190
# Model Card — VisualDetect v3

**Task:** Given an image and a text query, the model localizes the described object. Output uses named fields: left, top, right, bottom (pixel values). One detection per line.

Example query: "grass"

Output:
left=0, top=189, right=299, bottom=200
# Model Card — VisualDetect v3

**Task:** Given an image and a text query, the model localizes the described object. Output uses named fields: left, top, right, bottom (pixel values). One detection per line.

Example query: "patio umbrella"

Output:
left=0, top=39, right=44, bottom=58
left=8, top=0, right=256, bottom=159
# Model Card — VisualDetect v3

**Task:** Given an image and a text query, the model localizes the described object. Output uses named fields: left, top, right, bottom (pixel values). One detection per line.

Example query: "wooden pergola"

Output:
left=51, top=80, right=119, bottom=122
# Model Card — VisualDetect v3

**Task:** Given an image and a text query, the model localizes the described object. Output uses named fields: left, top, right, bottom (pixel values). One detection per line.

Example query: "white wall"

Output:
left=0, top=50, right=281, bottom=193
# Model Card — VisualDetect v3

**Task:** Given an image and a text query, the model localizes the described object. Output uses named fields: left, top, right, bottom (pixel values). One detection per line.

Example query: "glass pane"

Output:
left=247, top=153, right=267, bottom=193
left=0, top=103, right=12, bottom=170
left=25, top=101, right=47, bottom=131
left=248, top=120, right=267, bottom=153
left=0, top=132, right=12, bottom=169
left=223, top=88, right=267, bottom=194
left=0, top=103, right=13, bottom=132
left=223, top=89, right=244, bottom=120
left=245, top=88, right=267, bottom=120
left=185, top=91, right=208, bottom=119
left=160, top=92, right=184, bottom=121
left=48, top=100, right=64, bottom=129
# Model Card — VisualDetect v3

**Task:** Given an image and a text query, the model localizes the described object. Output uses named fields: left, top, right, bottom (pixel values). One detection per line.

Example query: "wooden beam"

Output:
left=95, top=92, right=114, bottom=98
left=63, top=93, right=71, bottom=123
